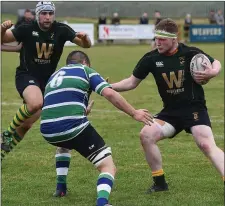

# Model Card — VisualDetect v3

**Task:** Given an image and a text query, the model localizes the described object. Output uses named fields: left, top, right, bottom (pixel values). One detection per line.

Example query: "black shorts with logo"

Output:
left=50, top=124, right=106, bottom=159
left=154, top=103, right=211, bottom=138
left=15, top=68, right=48, bottom=98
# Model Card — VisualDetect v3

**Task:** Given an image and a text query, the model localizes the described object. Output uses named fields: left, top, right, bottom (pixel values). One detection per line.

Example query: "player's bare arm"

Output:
left=1, top=20, right=16, bottom=43
left=73, top=32, right=91, bottom=48
left=194, top=59, right=221, bottom=83
left=211, top=59, right=222, bottom=76
left=1, top=43, right=22, bottom=52
left=86, top=100, right=94, bottom=115
left=111, top=75, right=142, bottom=92
left=101, top=87, right=153, bottom=125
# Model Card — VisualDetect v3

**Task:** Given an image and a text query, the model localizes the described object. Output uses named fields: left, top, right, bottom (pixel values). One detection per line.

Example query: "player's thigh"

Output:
left=140, top=118, right=176, bottom=143
left=22, top=85, right=43, bottom=108
left=53, top=124, right=112, bottom=168
left=56, top=147, right=71, bottom=154
left=16, top=71, right=42, bottom=102
left=184, top=107, right=212, bottom=134
left=15, top=72, right=43, bottom=110
left=191, top=125, right=216, bottom=148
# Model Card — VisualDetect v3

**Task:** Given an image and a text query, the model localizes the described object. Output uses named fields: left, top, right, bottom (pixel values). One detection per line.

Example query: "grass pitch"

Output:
left=1, top=43, right=224, bottom=206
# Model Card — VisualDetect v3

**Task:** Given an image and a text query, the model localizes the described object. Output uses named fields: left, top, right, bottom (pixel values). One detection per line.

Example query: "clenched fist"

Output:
left=76, top=32, right=88, bottom=39
left=1, top=20, right=13, bottom=30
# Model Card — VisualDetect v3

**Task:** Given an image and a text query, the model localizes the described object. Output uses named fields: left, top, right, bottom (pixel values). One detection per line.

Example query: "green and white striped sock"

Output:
left=96, top=172, right=114, bottom=206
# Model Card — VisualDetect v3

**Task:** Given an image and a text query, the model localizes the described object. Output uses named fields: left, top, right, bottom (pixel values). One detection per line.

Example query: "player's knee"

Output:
left=27, top=99, right=43, bottom=113
left=111, top=164, right=117, bottom=176
left=98, top=160, right=116, bottom=176
left=140, top=127, right=160, bottom=145
left=197, top=141, right=212, bottom=154
left=112, top=164, right=117, bottom=174
left=56, top=147, right=70, bottom=154
left=193, top=129, right=215, bottom=154
left=100, top=162, right=117, bottom=175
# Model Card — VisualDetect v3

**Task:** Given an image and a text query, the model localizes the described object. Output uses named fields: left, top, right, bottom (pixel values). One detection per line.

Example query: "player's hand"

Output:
left=76, top=32, right=88, bottom=39
left=86, top=100, right=94, bottom=115
left=194, top=63, right=214, bottom=83
left=132, top=109, right=154, bottom=126
left=1, top=20, right=13, bottom=30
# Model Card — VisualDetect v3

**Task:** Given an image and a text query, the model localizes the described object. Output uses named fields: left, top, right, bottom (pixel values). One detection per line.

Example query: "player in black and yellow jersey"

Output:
left=112, top=18, right=224, bottom=192
left=1, top=2, right=91, bottom=156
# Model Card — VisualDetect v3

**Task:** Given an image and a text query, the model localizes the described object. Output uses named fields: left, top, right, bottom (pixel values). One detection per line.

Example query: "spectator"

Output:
left=183, top=13, right=193, bottom=42
left=208, top=9, right=217, bottom=24
left=139, top=12, right=149, bottom=44
left=109, top=12, right=120, bottom=44
left=215, top=9, right=224, bottom=25
left=140, top=12, right=149, bottom=24
left=111, top=12, right=120, bottom=25
left=154, top=10, right=162, bottom=26
left=15, top=9, right=35, bottom=28
left=97, top=14, right=107, bottom=43
left=151, top=11, right=162, bottom=50
left=98, top=14, right=107, bottom=25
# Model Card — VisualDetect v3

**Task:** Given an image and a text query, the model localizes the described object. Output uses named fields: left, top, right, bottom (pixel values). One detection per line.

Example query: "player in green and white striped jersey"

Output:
left=40, top=50, right=153, bottom=206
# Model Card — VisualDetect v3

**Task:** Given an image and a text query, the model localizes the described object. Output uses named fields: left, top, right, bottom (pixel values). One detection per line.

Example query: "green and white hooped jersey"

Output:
left=40, top=64, right=111, bottom=143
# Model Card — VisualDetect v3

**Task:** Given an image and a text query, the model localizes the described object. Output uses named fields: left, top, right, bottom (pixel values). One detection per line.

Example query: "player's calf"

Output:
left=192, top=125, right=225, bottom=180
left=139, top=121, right=174, bottom=193
left=1, top=111, right=40, bottom=158
left=53, top=147, right=71, bottom=197
left=92, top=150, right=116, bottom=206
left=1, top=103, right=37, bottom=154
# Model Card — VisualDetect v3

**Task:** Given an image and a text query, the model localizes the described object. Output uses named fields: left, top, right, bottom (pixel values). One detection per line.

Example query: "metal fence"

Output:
left=1, top=1, right=224, bottom=18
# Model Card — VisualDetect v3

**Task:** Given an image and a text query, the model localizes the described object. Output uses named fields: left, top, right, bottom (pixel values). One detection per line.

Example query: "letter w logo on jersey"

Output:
left=162, top=70, right=184, bottom=89
left=36, top=42, right=54, bottom=59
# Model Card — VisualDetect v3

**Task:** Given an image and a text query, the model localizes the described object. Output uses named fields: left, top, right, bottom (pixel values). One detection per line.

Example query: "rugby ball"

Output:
left=190, top=53, right=212, bottom=85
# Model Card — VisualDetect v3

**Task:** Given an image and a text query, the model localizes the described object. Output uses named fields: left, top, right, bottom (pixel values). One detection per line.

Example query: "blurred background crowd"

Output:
left=2, top=1, right=224, bottom=45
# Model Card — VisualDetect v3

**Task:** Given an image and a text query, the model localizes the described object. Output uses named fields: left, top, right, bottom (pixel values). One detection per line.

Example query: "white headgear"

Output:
left=35, top=1, right=55, bottom=23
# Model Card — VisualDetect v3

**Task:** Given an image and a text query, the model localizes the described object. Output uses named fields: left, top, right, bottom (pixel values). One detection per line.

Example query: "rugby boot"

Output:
left=146, top=182, right=168, bottom=194
left=1, top=131, right=13, bottom=152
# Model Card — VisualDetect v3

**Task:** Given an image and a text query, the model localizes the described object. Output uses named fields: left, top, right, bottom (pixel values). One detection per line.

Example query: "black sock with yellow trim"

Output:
left=152, top=169, right=167, bottom=186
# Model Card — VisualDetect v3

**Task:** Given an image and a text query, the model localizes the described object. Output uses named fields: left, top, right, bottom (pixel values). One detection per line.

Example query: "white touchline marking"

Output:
left=2, top=101, right=224, bottom=140
left=1, top=102, right=224, bottom=122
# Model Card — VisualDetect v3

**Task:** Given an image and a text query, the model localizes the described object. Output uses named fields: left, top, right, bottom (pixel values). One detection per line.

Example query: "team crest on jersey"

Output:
left=50, top=33, right=54, bottom=39
left=89, top=144, right=95, bottom=150
left=156, top=61, right=164, bottom=67
left=179, top=56, right=185, bottom=65
left=32, top=31, right=39, bottom=37
left=192, top=112, right=199, bottom=121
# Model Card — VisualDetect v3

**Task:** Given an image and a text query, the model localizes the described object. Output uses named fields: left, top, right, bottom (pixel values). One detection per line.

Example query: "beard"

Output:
left=39, top=21, right=53, bottom=30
